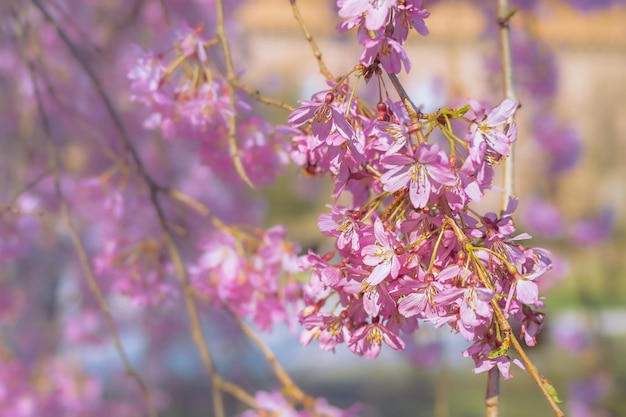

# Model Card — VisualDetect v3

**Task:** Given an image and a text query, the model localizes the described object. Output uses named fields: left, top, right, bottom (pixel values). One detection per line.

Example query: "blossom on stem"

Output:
left=468, top=98, right=518, bottom=158
left=393, top=0, right=430, bottom=41
left=360, top=35, right=411, bottom=74
left=317, top=205, right=363, bottom=252
left=338, top=0, right=396, bottom=31
left=288, top=92, right=354, bottom=142
left=348, top=322, right=404, bottom=359
left=361, top=218, right=402, bottom=285
left=380, top=142, right=456, bottom=209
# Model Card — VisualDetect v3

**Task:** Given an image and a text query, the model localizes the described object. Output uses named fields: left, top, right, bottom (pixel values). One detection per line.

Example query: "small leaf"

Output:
left=542, top=377, right=563, bottom=403
left=455, top=105, right=470, bottom=116
left=487, top=345, right=508, bottom=359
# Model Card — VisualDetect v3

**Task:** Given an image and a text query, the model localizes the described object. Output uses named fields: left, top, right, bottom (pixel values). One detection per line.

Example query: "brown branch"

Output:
left=289, top=0, right=335, bottom=81
left=489, top=1, right=520, bottom=413
left=215, top=0, right=255, bottom=188
left=386, top=72, right=426, bottom=144
left=231, top=80, right=295, bottom=111
left=485, top=367, right=500, bottom=417
left=234, top=316, right=309, bottom=404
left=19, top=19, right=157, bottom=417
left=444, top=216, right=565, bottom=417
left=161, top=231, right=225, bottom=417
left=28, top=3, right=231, bottom=415
left=497, top=0, right=518, bottom=211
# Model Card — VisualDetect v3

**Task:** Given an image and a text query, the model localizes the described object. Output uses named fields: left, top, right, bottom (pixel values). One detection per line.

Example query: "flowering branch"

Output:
left=23, top=4, right=159, bottom=416
left=23, top=40, right=158, bottom=417
left=444, top=217, right=565, bottom=417
left=161, top=231, right=226, bottom=417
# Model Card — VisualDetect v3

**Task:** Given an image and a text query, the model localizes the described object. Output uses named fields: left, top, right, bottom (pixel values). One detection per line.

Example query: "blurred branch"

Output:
left=215, top=0, right=256, bottom=188
left=28, top=2, right=231, bottom=415
left=18, top=6, right=157, bottom=416
left=161, top=231, right=226, bottom=417
left=488, top=1, right=522, bottom=414
left=289, top=0, right=335, bottom=81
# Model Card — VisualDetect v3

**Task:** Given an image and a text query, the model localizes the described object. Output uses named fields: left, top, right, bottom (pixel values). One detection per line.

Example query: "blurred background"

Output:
left=231, top=0, right=626, bottom=416
left=2, top=0, right=625, bottom=416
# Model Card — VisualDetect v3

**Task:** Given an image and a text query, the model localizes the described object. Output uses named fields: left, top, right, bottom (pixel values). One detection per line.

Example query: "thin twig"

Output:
left=231, top=80, right=295, bottom=111
left=289, top=0, right=335, bottom=81
left=497, top=0, right=519, bottom=210
left=29, top=3, right=229, bottom=415
left=215, top=0, right=255, bottom=188
left=161, top=231, right=226, bottom=417
left=19, top=20, right=157, bottom=417
left=444, top=216, right=565, bottom=417
left=386, top=72, right=427, bottom=144
left=218, top=379, right=259, bottom=409
left=234, top=316, right=310, bottom=403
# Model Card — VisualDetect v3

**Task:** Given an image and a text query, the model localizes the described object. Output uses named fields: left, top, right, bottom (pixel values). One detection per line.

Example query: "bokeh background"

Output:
left=1, top=0, right=625, bottom=416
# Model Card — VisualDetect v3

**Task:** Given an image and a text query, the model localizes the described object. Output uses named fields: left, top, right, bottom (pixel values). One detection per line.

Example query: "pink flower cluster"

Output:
left=191, top=225, right=302, bottom=331
left=0, top=356, right=139, bottom=417
left=337, top=0, right=430, bottom=73
left=128, top=24, right=288, bottom=186
left=290, top=81, right=550, bottom=377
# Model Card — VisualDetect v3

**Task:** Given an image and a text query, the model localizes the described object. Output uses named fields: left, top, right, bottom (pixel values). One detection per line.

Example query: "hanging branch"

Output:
left=488, top=1, right=521, bottom=413
left=28, top=2, right=232, bottom=415
left=386, top=72, right=427, bottom=144
left=16, top=3, right=158, bottom=416
left=289, top=0, right=335, bottom=81
left=161, top=231, right=227, bottom=417
left=497, top=0, right=519, bottom=210
left=444, top=217, right=565, bottom=417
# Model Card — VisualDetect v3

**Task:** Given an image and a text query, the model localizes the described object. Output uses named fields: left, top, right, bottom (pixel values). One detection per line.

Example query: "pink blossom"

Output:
left=300, top=312, right=351, bottom=351
left=317, top=205, right=363, bottom=251
left=361, top=218, right=402, bottom=285
left=393, top=0, right=430, bottom=41
left=381, top=143, right=456, bottom=209
left=360, top=35, right=411, bottom=74
left=338, top=0, right=396, bottom=31
left=288, top=92, right=354, bottom=142
left=348, top=322, right=404, bottom=359
left=468, top=98, right=518, bottom=157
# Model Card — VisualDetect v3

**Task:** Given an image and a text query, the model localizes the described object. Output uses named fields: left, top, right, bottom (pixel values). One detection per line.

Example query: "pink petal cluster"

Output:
left=191, top=226, right=302, bottom=332
left=337, top=0, right=430, bottom=74
left=290, top=88, right=551, bottom=373
left=128, top=24, right=288, bottom=187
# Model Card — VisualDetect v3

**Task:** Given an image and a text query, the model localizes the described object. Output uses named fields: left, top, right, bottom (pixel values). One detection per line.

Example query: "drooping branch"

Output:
left=497, top=0, right=519, bottom=210
left=489, top=1, right=521, bottom=412
left=289, top=0, right=335, bottom=81
left=444, top=216, right=565, bottom=417
left=29, top=3, right=231, bottom=415
left=18, top=18, right=157, bottom=417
